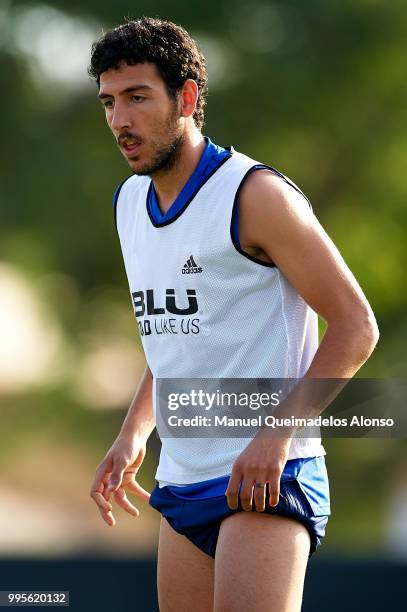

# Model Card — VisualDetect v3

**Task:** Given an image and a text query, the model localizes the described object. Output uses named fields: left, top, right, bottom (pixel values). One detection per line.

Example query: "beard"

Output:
left=130, top=106, right=184, bottom=177
left=135, top=132, right=183, bottom=176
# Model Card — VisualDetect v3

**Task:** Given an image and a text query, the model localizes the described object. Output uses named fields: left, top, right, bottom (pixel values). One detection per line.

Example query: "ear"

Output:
left=180, top=79, right=199, bottom=119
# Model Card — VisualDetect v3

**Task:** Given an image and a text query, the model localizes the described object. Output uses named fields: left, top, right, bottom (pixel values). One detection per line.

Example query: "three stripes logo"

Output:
left=182, top=254, right=202, bottom=274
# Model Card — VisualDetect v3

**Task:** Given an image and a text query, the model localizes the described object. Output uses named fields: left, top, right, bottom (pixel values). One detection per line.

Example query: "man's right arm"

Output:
left=120, top=364, right=156, bottom=442
left=90, top=364, right=156, bottom=526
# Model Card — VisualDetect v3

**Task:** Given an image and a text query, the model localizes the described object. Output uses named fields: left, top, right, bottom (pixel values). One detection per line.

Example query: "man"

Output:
left=89, top=17, right=379, bottom=612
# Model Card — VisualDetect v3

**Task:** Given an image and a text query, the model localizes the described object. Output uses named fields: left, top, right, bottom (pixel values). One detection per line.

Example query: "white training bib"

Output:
left=115, top=148, right=325, bottom=485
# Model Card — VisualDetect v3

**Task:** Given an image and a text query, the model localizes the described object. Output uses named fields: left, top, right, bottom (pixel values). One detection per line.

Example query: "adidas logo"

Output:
left=182, top=254, right=202, bottom=274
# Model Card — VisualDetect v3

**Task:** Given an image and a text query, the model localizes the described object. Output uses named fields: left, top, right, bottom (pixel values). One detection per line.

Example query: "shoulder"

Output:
left=113, top=174, right=150, bottom=218
left=114, top=173, right=149, bottom=201
left=240, top=167, right=312, bottom=216
left=112, top=174, right=150, bottom=233
left=238, top=168, right=316, bottom=248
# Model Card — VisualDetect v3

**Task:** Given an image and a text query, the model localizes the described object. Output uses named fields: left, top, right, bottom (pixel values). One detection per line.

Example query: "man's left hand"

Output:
left=225, top=434, right=291, bottom=512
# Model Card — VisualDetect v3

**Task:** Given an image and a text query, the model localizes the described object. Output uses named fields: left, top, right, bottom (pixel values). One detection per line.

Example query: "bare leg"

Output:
left=214, top=513, right=310, bottom=612
left=157, top=516, right=215, bottom=612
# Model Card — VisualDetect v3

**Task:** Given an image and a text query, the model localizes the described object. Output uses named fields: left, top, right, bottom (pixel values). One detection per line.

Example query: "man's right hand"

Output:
left=90, top=434, right=150, bottom=527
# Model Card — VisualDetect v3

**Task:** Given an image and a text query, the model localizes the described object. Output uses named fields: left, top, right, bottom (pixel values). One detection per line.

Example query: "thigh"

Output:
left=157, top=516, right=215, bottom=612
left=214, top=512, right=310, bottom=612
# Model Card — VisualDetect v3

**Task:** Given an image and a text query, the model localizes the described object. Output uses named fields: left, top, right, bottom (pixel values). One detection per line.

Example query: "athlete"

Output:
left=89, top=17, right=379, bottom=612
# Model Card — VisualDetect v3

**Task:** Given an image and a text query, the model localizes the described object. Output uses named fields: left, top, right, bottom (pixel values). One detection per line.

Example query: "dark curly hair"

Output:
left=88, top=17, right=208, bottom=129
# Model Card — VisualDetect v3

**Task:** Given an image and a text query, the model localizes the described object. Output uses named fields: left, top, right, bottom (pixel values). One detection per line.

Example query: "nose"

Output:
left=110, top=101, right=132, bottom=132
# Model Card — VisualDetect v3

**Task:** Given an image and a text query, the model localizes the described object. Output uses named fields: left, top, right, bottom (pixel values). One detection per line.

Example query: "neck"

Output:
left=151, top=129, right=205, bottom=215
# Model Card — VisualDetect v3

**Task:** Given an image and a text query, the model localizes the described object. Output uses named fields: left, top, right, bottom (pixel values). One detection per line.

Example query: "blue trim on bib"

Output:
left=112, top=175, right=133, bottom=232
left=147, top=136, right=230, bottom=225
left=230, top=162, right=313, bottom=267
left=231, top=164, right=270, bottom=250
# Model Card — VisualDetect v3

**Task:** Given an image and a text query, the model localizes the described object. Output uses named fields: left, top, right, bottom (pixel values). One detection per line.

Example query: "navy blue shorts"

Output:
left=149, top=455, right=330, bottom=559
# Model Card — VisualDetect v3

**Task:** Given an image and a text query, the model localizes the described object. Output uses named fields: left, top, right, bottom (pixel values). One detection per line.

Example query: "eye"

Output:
left=102, top=99, right=114, bottom=109
left=131, top=95, right=145, bottom=103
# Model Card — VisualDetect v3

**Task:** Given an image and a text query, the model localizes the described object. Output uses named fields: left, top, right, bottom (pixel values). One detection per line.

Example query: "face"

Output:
left=98, top=62, right=184, bottom=175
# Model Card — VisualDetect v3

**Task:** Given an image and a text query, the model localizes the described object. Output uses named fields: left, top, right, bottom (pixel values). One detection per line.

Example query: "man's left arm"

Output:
left=225, top=170, right=380, bottom=511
